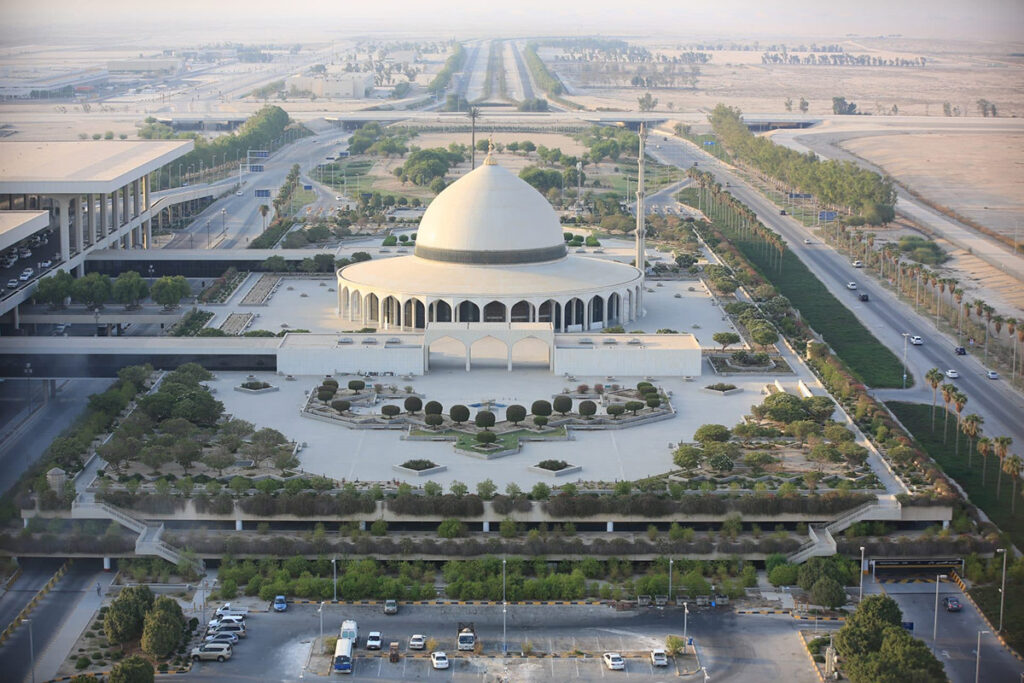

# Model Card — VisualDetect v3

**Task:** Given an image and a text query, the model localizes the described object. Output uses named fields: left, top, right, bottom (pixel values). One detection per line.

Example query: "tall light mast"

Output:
left=635, top=123, right=647, bottom=313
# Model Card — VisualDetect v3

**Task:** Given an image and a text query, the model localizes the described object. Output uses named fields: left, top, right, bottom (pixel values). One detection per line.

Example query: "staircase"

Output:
left=72, top=494, right=204, bottom=572
left=787, top=524, right=837, bottom=564
left=786, top=495, right=902, bottom=564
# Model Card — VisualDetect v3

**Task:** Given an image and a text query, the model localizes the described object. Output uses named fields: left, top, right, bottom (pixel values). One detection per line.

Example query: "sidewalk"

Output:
left=32, top=571, right=115, bottom=683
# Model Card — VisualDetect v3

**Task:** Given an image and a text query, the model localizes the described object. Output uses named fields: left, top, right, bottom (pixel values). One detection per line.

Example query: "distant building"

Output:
left=284, top=72, right=373, bottom=99
left=0, top=68, right=109, bottom=100
left=107, top=58, right=183, bottom=75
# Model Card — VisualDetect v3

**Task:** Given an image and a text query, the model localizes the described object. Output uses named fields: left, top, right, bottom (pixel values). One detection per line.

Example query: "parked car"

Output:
left=943, top=596, right=962, bottom=612
left=651, top=649, right=669, bottom=666
left=366, top=632, right=383, bottom=650
left=603, top=652, right=625, bottom=670
left=431, top=652, right=449, bottom=670
left=384, top=599, right=398, bottom=615
left=208, top=614, right=245, bottom=629
left=852, top=260, right=864, bottom=268
left=945, top=369, right=960, bottom=379
left=409, top=635, right=425, bottom=650
left=846, top=282, right=857, bottom=290
left=236, top=190, right=244, bottom=196
left=910, top=336, right=923, bottom=345
left=986, top=370, right=1000, bottom=380
left=20, top=268, right=34, bottom=281
left=954, top=346, right=967, bottom=355
left=780, top=209, right=787, bottom=215
left=273, top=595, right=287, bottom=612
left=18, top=247, right=31, bottom=259
left=6, top=279, right=18, bottom=289
left=803, top=238, right=811, bottom=244
left=204, top=631, right=239, bottom=645
left=191, top=642, right=232, bottom=662
left=40, top=258, right=52, bottom=268
left=859, top=293, right=870, bottom=301
left=208, top=622, right=246, bottom=638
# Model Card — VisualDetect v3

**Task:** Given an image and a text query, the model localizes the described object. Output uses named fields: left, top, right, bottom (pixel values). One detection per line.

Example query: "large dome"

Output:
left=413, top=158, right=567, bottom=265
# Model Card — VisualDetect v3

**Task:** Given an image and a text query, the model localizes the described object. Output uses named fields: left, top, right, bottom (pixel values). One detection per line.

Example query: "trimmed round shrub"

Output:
left=646, top=396, right=661, bottom=409
left=475, top=410, right=495, bottom=430
left=381, top=405, right=400, bottom=419
left=533, top=415, right=549, bottom=428
left=424, top=400, right=443, bottom=415
left=531, top=400, right=552, bottom=417
left=404, top=396, right=422, bottom=414
left=424, top=414, right=444, bottom=429
left=476, top=431, right=498, bottom=445
left=322, top=378, right=339, bottom=389
left=401, top=459, right=438, bottom=471
left=348, top=380, right=365, bottom=391
left=450, top=405, right=470, bottom=424
left=331, top=399, right=350, bottom=413
left=578, top=400, right=597, bottom=418
left=607, top=404, right=625, bottom=419
left=317, top=389, right=335, bottom=401
left=505, top=404, right=526, bottom=425
left=552, top=395, right=572, bottom=415
left=537, top=459, right=569, bottom=471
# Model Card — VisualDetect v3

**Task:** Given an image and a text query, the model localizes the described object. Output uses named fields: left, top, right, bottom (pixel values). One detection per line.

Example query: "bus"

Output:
left=333, top=637, right=353, bottom=674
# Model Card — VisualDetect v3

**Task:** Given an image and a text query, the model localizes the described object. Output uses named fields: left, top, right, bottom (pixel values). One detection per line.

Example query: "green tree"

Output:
left=70, top=272, right=112, bottom=309
left=578, top=400, right=597, bottom=419
left=141, top=596, right=185, bottom=657
left=810, top=576, right=846, bottom=609
left=637, top=92, right=658, bottom=112
left=104, top=585, right=154, bottom=646
left=437, top=519, right=465, bottom=538
left=403, top=396, right=422, bottom=414
left=112, top=271, right=149, bottom=309
left=108, top=656, right=154, bottom=683
left=424, top=400, right=443, bottom=415
left=450, top=404, right=470, bottom=424
left=673, top=445, right=703, bottom=470
left=624, top=401, right=644, bottom=415
left=476, top=478, right=497, bottom=499
left=34, top=270, right=73, bottom=308
left=768, top=563, right=799, bottom=586
left=505, top=404, right=526, bottom=425
left=606, top=404, right=625, bottom=419
left=475, top=410, right=496, bottom=430
left=150, top=275, right=191, bottom=308
left=552, top=395, right=572, bottom=415
left=499, top=517, right=518, bottom=538
left=694, top=423, right=731, bottom=445
left=531, top=400, right=552, bottom=417
left=531, top=482, right=551, bottom=500
left=712, top=331, right=741, bottom=351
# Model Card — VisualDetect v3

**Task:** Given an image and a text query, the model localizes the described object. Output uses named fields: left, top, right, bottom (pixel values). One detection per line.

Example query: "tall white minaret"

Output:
left=635, top=123, right=647, bottom=313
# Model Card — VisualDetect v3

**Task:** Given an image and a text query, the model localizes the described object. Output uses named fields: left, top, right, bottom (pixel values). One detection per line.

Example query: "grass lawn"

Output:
left=969, top=584, right=1024, bottom=656
left=681, top=187, right=906, bottom=388
left=886, top=402, right=1023, bottom=549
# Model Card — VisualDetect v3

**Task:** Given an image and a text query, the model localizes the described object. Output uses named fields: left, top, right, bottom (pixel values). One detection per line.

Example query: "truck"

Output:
left=456, top=622, right=477, bottom=651
left=214, top=603, right=249, bottom=618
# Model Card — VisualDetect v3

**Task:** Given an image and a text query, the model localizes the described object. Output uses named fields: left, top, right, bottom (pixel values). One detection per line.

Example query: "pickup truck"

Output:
left=214, top=603, right=249, bottom=618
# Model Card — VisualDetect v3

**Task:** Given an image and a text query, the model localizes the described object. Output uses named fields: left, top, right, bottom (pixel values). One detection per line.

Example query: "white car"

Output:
left=19, top=268, right=34, bottom=281
left=366, top=631, right=382, bottom=650
left=852, top=260, right=864, bottom=268
left=204, top=631, right=239, bottom=644
left=803, top=239, right=812, bottom=244
left=946, top=369, right=960, bottom=379
left=603, top=652, right=625, bottom=670
left=986, top=370, right=1000, bottom=380
left=409, top=634, right=425, bottom=650
left=910, top=335, right=924, bottom=345
left=235, top=190, right=244, bottom=196
left=18, top=248, right=31, bottom=259
left=6, top=278, right=18, bottom=289
left=431, top=651, right=449, bottom=669
left=40, top=258, right=52, bottom=269
left=846, top=282, right=857, bottom=290
left=335, top=195, right=343, bottom=201
left=651, top=649, right=669, bottom=666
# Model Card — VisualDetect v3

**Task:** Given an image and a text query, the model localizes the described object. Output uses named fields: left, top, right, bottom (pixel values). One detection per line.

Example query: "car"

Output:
left=910, top=336, right=924, bottom=345
left=208, top=615, right=245, bottom=629
left=40, top=258, right=52, bottom=269
left=859, top=293, right=870, bottom=302
left=19, top=248, right=31, bottom=259
left=431, top=652, right=449, bottom=669
left=383, top=599, right=398, bottom=615
left=235, top=190, right=243, bottom=196
left=273, top=595, right=287, bottom=612
left=204, top=631, right=239, bottom=645
left=651, top=649, right=669, bottom=666
left=366, top=632, right=382, bottom=650
left=603, top=652, right=625, bottom=671
left=409, top=635, right=425, bottom=650
left=7, top=279, right=18, bottom=289
left=191, top=642, right=232, bottom=662
left=986, top=370, right=1000, bottom=380
left=780, top=209, right=787, bottom=215
left=20, top=268, right=34, bottom=281
left=803, top=238, right=811, bottom=244
left=945, top=369, right=960, bottom=379
left=852, top=260, right=864, bottom=268
left=208, top=622, right=246, bottom=638
left=54, top=323, right=69, bottom=334
left=846, top=282, right=857, bottom=290
left=335, top=195, right=343, bottom=201
left=943, top=596, right=962, bottom=612
left=954, top=346, right=967, bottom=356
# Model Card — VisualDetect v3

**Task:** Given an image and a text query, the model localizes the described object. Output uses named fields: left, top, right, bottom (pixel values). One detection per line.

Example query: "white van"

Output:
left=340, top=619, right=358, bottom=647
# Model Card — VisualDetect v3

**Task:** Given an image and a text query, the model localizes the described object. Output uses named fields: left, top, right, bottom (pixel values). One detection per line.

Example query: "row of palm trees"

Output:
left=926, top=367, right=1022, bottom=512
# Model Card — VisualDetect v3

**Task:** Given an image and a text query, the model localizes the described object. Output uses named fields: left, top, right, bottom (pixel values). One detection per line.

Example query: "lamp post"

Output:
left=933, top=574, right=947, bottom=644
left=668, top=558, right=673, bottom=606
left=683, top=601, right=689, bottom=651
left=318, top=601, right=324, bottom=645
left=975, top=629, right=990, bottom=683
left=859, top=546, right=865, bottom=602
left=23, top=362, right=32, bottom=416
left=221, top=208, right=226, bottom=238
left=902, top=332, right=910, bottom=389
left=997, top=548, right=1007, bottom=633
left=26, top=617, right=35, bottom=683
left=332, top=557, right=337, bottom=603
left=502, top=558, right=507, bottom=655
left=205, top=221, right=211, bottom=249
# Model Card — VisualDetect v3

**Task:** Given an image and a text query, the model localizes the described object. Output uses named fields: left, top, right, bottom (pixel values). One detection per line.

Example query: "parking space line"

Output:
left=575, top=657, right=580, bottom=678
left=377, top=656, right=382, bottom=677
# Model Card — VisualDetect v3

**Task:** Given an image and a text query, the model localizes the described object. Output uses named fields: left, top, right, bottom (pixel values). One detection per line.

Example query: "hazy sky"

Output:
left=2, top=0, right=1022, bottom=43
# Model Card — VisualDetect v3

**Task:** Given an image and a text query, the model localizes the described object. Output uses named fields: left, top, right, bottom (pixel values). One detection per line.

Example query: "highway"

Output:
left=647, top=134, right=1024, bottom=446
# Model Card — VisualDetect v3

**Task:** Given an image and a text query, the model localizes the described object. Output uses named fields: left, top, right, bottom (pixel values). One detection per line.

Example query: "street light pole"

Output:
left=933, top=574, right=947, bottom=644
left=997, top=549, right=1007, bottom=633
left=683, top=601, right=689, bottom=651
left=902, top=332, right=910, bottom=389
left=332, top=557, right=337, bottom=603
left=975, top=629, right=990, bottom=683
left=27, top=617, right=35, bottom=683
left=859, top=546, right=865, bottom=602
left=319, top=601, right=324, bottom=645
left=502, top=558, right=507, bottom=655
left=668, top=558, right=673, bottom=606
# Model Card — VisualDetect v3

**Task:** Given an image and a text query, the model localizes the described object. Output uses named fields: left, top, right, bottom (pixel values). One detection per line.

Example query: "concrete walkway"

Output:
left=31, top=571, right=116, bottom=683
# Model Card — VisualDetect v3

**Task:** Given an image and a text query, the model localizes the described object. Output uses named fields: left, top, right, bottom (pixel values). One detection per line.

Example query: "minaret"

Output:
left=635, top=123, right=647, bottom=312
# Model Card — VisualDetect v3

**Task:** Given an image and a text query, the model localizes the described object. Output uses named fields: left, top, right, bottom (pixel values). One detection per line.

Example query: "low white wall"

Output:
left=552, top=346, right=701, bottom=377
left=277, top=345, right=424, bottom=375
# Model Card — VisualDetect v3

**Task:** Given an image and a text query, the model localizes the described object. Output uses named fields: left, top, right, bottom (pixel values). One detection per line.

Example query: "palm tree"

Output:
left=467, top=107, right=481, bottom=169
left=258, top=204, right=270, bottom=232
left=940, top=383, right=957, bottom=443
left=961, top=413, right=983, bottom=468
left=952, top=391, right=968, bottom=456
left=994, top=436, right=1013, bottom=499
left=926, top=368, right=943, bottom=430
left=978, top=437, right=993, bottom=486
left=1004, top=454, right=1023, bottom=514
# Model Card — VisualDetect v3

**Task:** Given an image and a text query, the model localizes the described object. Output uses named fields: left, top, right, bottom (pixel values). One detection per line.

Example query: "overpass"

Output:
left=84, top=247, right=327, bottom=277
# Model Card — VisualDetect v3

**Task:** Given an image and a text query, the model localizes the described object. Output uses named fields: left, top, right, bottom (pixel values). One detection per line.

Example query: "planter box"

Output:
left=391, top=464, right=447, bottom=477
left=700, top=387, right=743, bottom=396
left=234, top=385, right=279, bottom=394
left=454, top=443, right=521, bottom=460
left=528, top=464, right=582, bottom=478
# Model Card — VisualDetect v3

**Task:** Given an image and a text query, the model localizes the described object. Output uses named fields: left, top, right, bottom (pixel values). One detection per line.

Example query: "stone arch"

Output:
left=468, top=334, right=510, bottom=370
left=431, top=299, right=453, bottom=323
left=381, top=295, right=402, bottom=328
left=483, top=300, right=507, bottom=323
left=457, top=300, right=481, bottom=323
left=339, top=286, right=349, bottom=317
left=537, top=299, right=561, bottom=329
left=426, top=335, right=469, bottom=371
left=349, top=290, right=362, bottom=321
left=403, top=298, right=426, bottom=329
left=608, top=292, right=621, bottom=325
left=589, top=294, right=605, bottom=327
left=510, top=335, right=551, bottom=370
left=565, top=297, right=585, bottom=331
left=510, top=300, right=533, bottom=323
left=364, top=292, right=380, bottom=323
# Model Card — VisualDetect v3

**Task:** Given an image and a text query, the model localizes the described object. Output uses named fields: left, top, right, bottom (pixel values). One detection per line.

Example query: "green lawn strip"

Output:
left=697, top=195, right=905, bottom=387
left=968, top=584, right=1024, bottom=656
left=886, top=402, right=1023, bottom=550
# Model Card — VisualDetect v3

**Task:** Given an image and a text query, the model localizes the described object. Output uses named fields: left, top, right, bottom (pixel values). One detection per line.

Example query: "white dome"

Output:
left=414, top=160, right=566, bottom=264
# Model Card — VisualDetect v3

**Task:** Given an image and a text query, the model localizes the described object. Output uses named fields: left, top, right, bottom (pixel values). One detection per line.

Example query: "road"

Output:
left=865, top=574, right=1022, bottom=683
left=0, top=558, right=104, bottom=683
left=647, top=134, right=1024, bottom=446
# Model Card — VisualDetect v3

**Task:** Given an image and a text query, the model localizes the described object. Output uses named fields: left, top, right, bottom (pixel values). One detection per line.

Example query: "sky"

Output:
left=1, top=0, right=1022, bottom=44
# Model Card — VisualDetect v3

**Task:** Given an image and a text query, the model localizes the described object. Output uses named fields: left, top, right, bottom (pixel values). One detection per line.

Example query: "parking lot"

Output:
left=184, top=601, right=821, bottom=682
